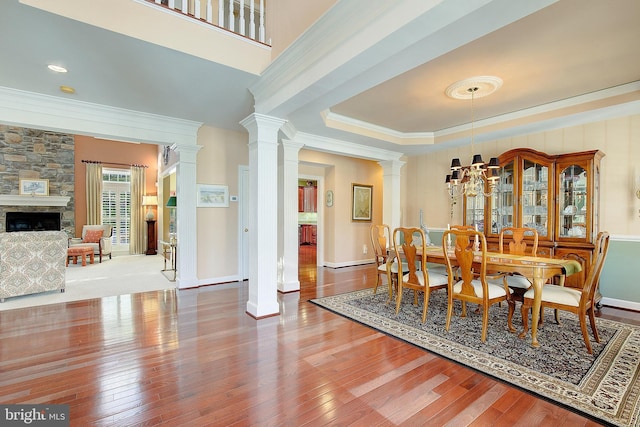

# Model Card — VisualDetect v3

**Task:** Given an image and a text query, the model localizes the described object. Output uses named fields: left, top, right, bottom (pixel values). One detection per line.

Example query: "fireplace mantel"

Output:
left=0, top=195, right=70, bottom=207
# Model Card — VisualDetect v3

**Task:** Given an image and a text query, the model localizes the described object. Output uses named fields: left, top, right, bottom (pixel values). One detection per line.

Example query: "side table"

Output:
left=146, top=220, right=157, bottom=255
left=160, top=240, right=176, bottom=281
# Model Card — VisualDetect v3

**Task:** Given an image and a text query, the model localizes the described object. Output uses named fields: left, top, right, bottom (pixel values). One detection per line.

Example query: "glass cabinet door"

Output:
left=489, top=160, right=515, bottom=236
left=521, top=158, right=550, bottom=238
left=558, top=164, right=587, bottom=239
left=465, top=194, right=485, bottom=232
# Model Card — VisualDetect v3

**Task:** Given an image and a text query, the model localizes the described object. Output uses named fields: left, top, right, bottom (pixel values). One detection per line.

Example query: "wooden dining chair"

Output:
left=520, top=231, right=610, bottom=354
left=392, top=227, right=448, bottom=323
left=370, top=224, right=397, bottom=300
left=442, top=228, right=513, bottom=342
left=488, top=227, right=539, bottom=332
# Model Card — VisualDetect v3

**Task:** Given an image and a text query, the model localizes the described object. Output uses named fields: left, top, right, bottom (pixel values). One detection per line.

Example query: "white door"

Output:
left=239, top=166, right=250, bottom=280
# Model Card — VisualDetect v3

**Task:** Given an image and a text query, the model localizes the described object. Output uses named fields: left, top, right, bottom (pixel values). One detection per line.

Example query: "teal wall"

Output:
left=599, top=240, right=638, bottom=304
left=427, top=230, right=638, bottom=305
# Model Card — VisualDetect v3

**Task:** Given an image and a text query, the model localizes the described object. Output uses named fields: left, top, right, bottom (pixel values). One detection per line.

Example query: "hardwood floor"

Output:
left=0, top=244, right=636, bottom=426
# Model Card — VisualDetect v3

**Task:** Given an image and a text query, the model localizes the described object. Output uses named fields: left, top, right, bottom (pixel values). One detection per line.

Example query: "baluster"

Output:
left=194, top=0, right=201, bottom=19
left=206, top=0, right=213, bottom=23
left=259, top=0, right=265, bottom=43
left=168, top=0, right=176, bottom=9
left=181, top=0, right=187, bottom=14
left=249, top=0, right=255, bottom=39
left=218, top=0, right=224, bottom=27
left=154, top=0, right=161, bottom=4
left=238, top=0, right=245, bottom=36
left=228, top=0, right=235, bottom=32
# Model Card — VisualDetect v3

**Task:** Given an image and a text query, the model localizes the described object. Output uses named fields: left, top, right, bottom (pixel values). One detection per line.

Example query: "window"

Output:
left=102, top=169, right=130, bottom=252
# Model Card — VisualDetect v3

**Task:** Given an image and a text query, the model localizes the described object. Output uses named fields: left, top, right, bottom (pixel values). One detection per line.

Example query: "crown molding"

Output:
left=321, top=81, right=640, bottom=153
left=0, top=86, right=201, bottom=145
left=294, top=131, right=403, bottom=162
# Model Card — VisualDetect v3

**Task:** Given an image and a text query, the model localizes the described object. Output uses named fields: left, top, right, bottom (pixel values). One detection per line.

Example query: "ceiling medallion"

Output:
left=445, top=76, right=503, bottom=100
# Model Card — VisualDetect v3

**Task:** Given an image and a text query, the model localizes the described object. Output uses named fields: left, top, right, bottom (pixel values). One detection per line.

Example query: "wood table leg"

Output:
left=530, top=266, right=544, bottom=348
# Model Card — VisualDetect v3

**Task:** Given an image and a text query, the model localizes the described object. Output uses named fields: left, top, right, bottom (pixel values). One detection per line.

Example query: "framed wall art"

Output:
left=351, top=183, right=372, bottom=222
left=196, top=184, right=229, bottom=207
left=19, top=179, right=49, bottom=196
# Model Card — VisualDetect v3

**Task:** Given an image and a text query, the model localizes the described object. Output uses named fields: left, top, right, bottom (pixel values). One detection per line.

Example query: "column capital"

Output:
left=171, top=143, right=202, bottom=163
left=281, top=139, right=305, bottom=156
left=378, top=159, right=406, bottom=175
left=240, top=113, right=287, bottom=142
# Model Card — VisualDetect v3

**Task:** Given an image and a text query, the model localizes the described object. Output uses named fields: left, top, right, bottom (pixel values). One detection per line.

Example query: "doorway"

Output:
left=298, top=175, right=323, bottom=270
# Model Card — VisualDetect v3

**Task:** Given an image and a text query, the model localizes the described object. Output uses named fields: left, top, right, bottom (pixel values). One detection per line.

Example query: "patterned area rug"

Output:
left=311, top=288, right=640, bottom=426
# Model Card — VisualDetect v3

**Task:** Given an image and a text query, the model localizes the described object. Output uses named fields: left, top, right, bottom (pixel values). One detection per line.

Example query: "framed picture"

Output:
left=351, top=183, right=372, bottom=222
left=196, top=184, right=229, bottom=207
left=19, top=179, right=49, bottom=196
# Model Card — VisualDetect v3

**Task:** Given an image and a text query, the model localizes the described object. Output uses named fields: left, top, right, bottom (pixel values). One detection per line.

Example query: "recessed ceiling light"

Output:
left=60, top=85, right=75, bottom=94
left=48, top=64, right=67, bottom=73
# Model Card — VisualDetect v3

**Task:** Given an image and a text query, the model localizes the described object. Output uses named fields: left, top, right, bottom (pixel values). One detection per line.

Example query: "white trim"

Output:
left=610, top=234, right=640, bottom=243
left=295, top=131, right=403, bottom=162
left=0, top=195, right=70, bottom=206
left=0, top=86, right=201, bottom=146
left=197, top=274, right=242, bottom=287
left=238, top=165, right=249, bottom=281
left=321, top=82, right=640, bottom=151
left=324, top=259, right=375, bottom=269
left=600, top=297, right=640, bottom=312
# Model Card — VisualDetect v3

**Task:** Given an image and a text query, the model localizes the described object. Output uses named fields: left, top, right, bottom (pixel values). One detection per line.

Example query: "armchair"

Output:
left=520, top=232, right=610, bottom=354
left=68, top=225, right=113, bottom=263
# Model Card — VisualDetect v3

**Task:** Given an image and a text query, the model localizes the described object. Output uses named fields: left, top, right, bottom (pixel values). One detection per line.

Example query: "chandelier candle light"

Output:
left=445, top=77, right=503, bottom=198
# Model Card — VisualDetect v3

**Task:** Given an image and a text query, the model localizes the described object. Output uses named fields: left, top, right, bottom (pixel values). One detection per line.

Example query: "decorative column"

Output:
left=379, top=159, right=405, bottom=231
left=240, top=113, right=286, bottom=318
left=280, top=139, right=304, bottom=293
left=173, top=143, right=202, bottom=289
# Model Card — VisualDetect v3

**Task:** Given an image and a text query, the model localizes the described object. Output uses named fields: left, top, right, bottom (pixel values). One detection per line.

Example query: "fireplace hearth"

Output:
left=5, top=212, right=61, bottom=232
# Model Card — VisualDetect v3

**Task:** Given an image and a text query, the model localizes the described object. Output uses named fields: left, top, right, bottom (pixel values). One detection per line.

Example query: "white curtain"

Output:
left=85, top=162, right=103, bottom=225
left=130, top=165, right=146, bottom=254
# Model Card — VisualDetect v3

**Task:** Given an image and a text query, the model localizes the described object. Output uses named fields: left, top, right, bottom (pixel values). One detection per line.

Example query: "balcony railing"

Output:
left=148, top=0, right=267, bottom=44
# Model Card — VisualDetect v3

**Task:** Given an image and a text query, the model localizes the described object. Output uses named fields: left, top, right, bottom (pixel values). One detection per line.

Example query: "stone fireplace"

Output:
left=0, top=125, right=75, bottom=234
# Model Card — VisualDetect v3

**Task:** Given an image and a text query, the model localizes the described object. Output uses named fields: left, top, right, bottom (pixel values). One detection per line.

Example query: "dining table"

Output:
left=417, top=245, right=583, bottom=348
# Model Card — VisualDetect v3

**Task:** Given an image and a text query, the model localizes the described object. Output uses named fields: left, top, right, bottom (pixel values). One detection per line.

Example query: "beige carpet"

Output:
left=0, top=254, right=175, bottom=311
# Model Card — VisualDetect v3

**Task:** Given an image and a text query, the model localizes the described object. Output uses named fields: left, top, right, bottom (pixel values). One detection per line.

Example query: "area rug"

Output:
left=311, top=288, right=640, bottom=426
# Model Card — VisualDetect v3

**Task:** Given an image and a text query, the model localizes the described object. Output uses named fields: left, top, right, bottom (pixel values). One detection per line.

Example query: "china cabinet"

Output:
left=463, top=148, right=604, bottom=296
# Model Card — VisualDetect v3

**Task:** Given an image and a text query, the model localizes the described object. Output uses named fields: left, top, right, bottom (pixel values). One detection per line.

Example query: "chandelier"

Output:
left=444, top=77, right=503, bottom=198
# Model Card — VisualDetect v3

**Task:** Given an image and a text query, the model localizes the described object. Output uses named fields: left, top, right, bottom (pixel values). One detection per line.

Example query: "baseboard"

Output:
left=323, top=259, right=375, bottom=268
left=600, top=297, right=640, bottom=311
left=197, top=274, right=241, bottom=287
